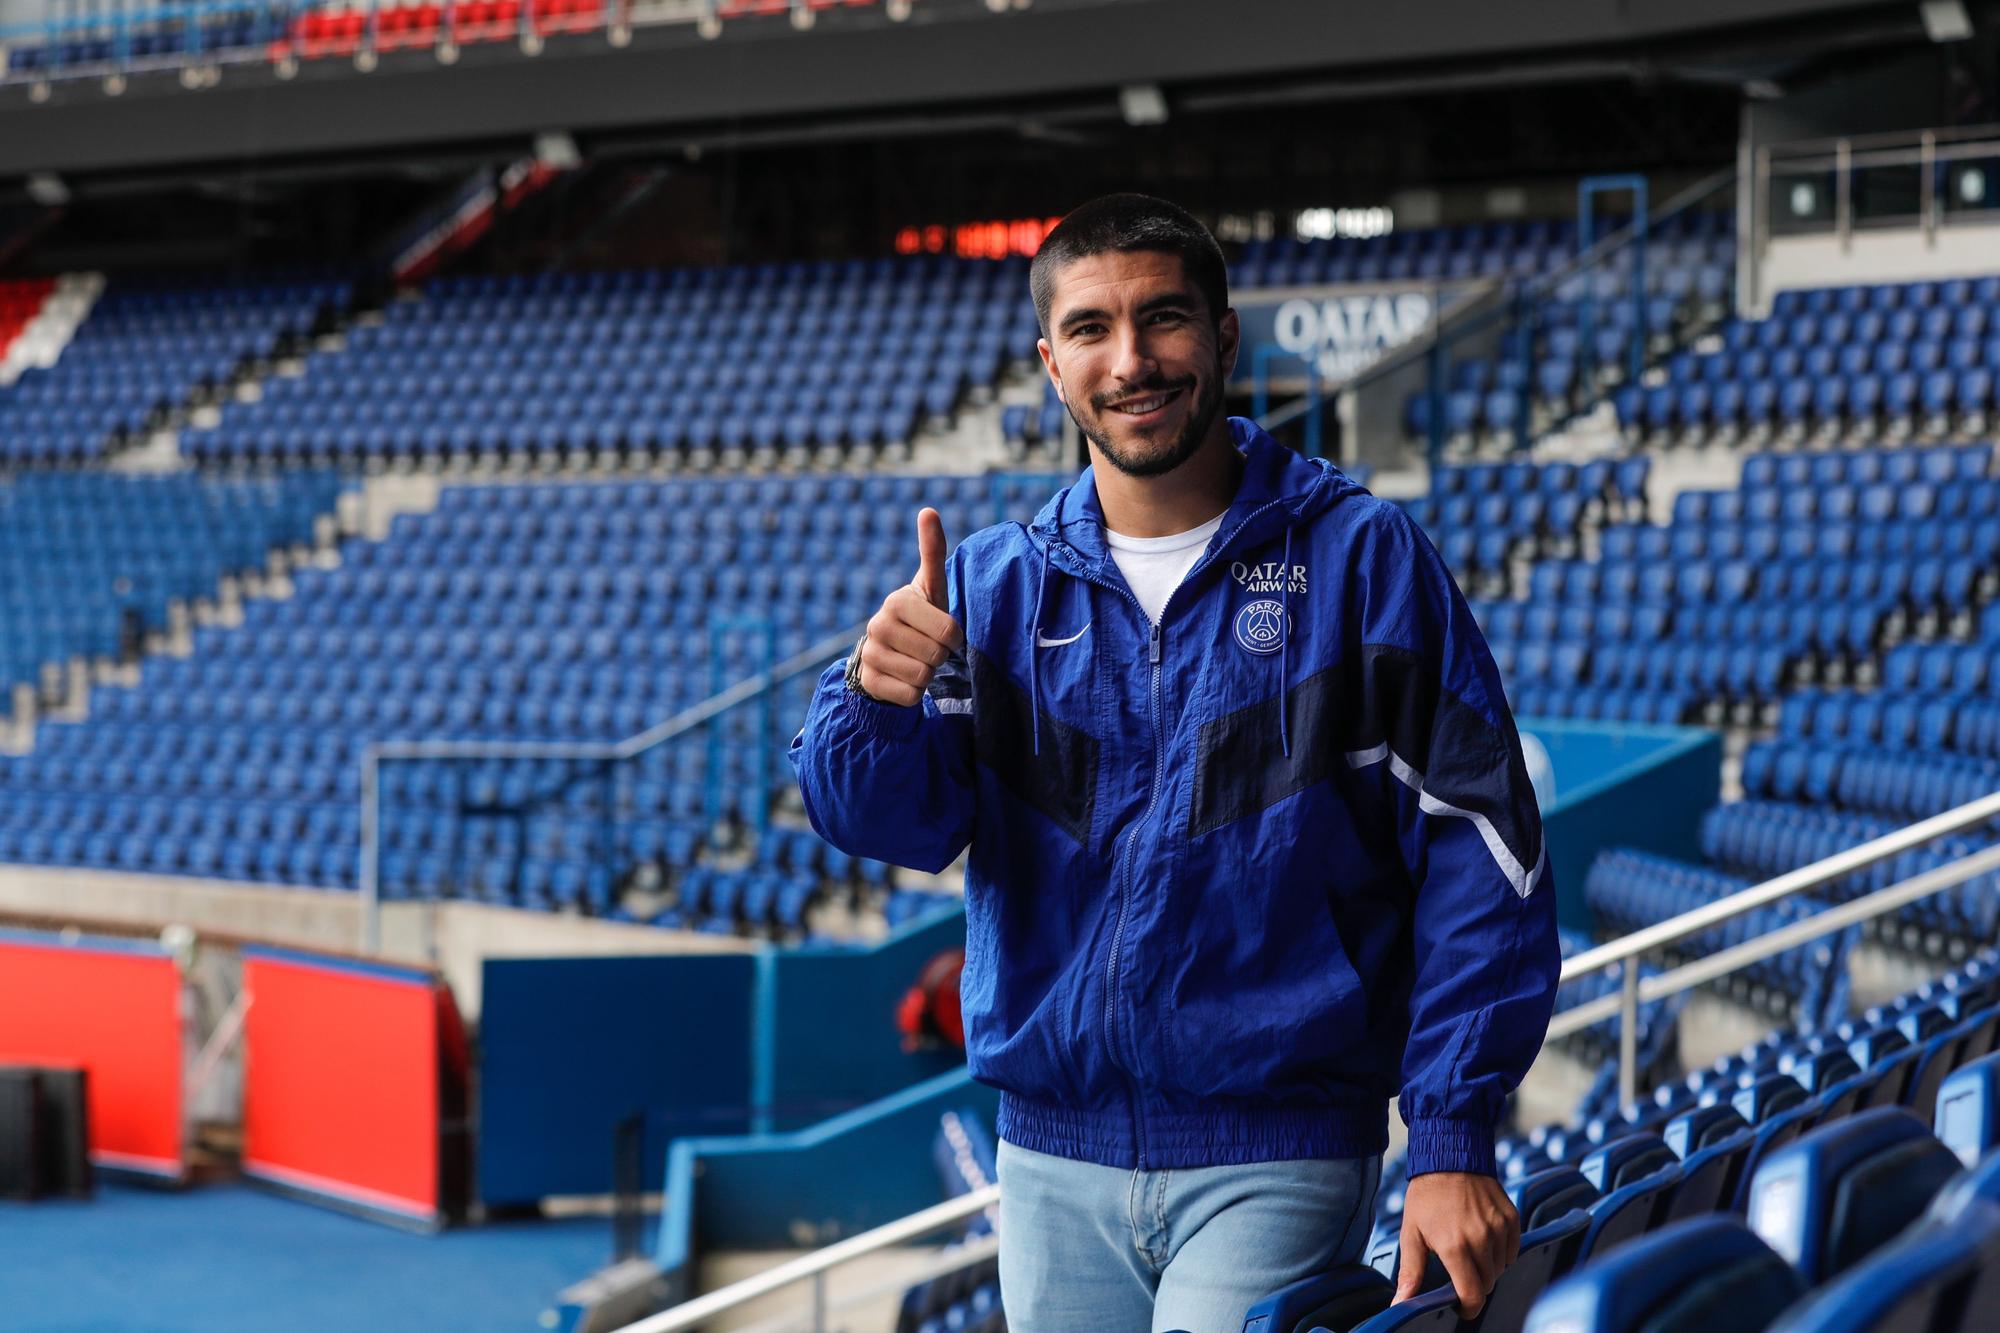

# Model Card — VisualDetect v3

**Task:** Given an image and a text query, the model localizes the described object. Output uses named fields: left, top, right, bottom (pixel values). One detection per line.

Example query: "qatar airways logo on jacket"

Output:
left=1230, top=561, right=1308, bottom=596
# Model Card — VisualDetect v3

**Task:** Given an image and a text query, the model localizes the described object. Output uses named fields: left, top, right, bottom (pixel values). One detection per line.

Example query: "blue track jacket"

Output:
left=789, top=419, right=1560, bottom=1177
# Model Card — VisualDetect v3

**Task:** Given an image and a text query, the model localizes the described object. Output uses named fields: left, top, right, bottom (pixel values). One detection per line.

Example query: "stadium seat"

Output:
left=1522, top=1216, right=1806, bottom=1333
left=1240, top=1264, right=1392, bottom=1333
left=1746, top=1107, right=1964, bottom=1285
left=1766, top=1197, right=2000, bottom=1333
left=1575, top=1161, right=1681, bottom=1260
left=1934, top=1052, right=2000, bottom=1167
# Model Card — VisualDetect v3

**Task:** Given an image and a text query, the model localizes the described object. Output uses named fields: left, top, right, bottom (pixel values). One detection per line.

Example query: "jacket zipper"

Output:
left=1104, top=598, right=1163, bottom=1170
left=1044, top=489, right=1303, bottom=1172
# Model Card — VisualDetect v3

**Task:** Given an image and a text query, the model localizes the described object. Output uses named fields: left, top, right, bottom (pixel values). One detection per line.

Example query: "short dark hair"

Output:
left=1030, top=193, right=1229, bottom=338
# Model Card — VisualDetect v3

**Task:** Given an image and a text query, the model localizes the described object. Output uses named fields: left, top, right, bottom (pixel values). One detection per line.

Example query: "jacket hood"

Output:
left=1027, top=417, right=1365, bottom=579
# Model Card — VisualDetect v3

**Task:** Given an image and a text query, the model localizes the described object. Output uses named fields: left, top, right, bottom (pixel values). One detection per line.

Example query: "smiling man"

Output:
left=791, top=194, right=1559, bottom=1331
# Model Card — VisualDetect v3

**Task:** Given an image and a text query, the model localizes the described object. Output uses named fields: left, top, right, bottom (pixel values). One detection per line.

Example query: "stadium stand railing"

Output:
left=616, top=1181, right=1000, bottom=1333
left=1554, top=790, right=2000, bottom=1106
left=1751, top=123, right=2000, bottom=262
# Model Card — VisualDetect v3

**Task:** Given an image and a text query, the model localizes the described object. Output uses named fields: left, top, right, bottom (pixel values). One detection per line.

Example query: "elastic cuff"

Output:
left=1405, top=1116, right=1497, bottom=1178
left=835, top=670, right=923, bottom=741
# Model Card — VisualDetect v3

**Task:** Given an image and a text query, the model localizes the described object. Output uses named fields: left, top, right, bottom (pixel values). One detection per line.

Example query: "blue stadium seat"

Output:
left=1522, top=1216, right=1805, bottom=1333
left=1575, top=1161, right=1681, bottom=1262
left=1240, top=1264, right=1392, bottom=1333
left=1766, top=1197, right=2000, bottom=1333
left=1663, top=1129, right=1754, bottom=1223
left=1746, top=1107, right=1964, bottom=1286
left=1934, top=1052, right=2000, bottom=1167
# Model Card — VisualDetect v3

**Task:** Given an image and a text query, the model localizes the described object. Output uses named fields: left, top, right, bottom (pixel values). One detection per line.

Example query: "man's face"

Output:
left=1037, top=250, right=1240, bottom=479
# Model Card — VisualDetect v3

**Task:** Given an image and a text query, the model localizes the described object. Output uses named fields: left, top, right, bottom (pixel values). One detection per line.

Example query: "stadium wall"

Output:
left=1762, top=221, right=2000, bottom=300
left=1526, top=720, right=1722, bottom=934
left=0, top=865, right=751, bottom=1019
left=652, top=1066, right=999, bottom=1307
left=477, top=908, right=967, bottom=1206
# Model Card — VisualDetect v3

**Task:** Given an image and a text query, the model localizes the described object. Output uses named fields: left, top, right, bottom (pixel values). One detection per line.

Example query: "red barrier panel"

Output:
left=0, top=928, right=184, bottom=1178
left=241, top=947, right=467, bottom=1229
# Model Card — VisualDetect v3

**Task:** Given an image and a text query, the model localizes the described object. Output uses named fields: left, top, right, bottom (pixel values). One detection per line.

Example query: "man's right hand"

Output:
left=1394, top=1171, right=1520, bottom=1318
left=853, top=507, right=965, bottom=708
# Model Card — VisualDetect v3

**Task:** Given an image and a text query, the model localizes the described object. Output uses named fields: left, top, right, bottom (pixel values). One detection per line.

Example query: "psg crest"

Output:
left=1232, top=599, right=1289, bottom=656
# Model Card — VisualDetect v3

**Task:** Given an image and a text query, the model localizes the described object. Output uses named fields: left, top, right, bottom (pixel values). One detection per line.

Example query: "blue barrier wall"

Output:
left=1523, top=719, right=1721, bottom=933
left=478, top=954, right=758, bottom=1207
left=764, top=907, right=967, bottom=1132
left=479, top=908, right=970, bottom=1204
left=654, top=1067, right=999, bottom=1304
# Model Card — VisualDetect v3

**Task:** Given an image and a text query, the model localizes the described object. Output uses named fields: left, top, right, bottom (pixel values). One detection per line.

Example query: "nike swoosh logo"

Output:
left=1036, top=624, right=1091, bottom=649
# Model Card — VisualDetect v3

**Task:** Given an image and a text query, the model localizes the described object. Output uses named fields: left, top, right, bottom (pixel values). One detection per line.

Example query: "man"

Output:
left=790, top=194, right=1559, bottom=1331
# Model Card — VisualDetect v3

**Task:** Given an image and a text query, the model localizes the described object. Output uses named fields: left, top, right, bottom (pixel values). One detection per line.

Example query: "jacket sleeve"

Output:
left=786, top=550, right=977, bottom=875
left=1363, top=508, right=1561, bottom=1178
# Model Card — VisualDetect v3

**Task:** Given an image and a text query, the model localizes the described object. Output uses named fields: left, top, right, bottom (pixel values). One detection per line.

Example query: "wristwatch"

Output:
left=844, top=633, right=882, bottom=701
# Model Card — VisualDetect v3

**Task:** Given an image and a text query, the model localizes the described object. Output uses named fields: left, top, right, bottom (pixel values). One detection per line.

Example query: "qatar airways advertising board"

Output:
left=1231, top=282, right=1482, bottom=390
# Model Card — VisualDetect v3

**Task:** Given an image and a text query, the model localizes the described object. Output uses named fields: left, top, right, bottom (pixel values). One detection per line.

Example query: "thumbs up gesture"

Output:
left=854, top=508, right=966, bottom=708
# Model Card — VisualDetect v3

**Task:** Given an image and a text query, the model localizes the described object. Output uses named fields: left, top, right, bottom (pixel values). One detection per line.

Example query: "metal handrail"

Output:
left=1553, top=788, right=2000, bottom=1104
left=355, top=621, right=864, bottom=951
left=1550, top=841, right=2000, bottom=1042
left=1559, top=789, right=2000, bottom=981
left=1751, top=123, right=2000, bottom=286
left=620, top=1184, right=1000, bottom=1333
left=1767, top=137, right=2000, bottom=174
left=1763, top=122, right=2000, bottom=159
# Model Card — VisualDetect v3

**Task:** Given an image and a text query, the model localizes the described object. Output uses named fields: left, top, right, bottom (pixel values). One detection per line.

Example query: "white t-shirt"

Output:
left=1105, top=513, right=1226, bottom=626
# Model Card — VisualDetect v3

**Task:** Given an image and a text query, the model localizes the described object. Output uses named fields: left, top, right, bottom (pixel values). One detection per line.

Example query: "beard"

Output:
left=1072, top=361, right=1225, bottom=480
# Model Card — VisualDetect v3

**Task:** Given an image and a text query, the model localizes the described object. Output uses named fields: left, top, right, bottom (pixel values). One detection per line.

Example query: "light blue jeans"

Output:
left=995, top=1139, right=1381, bottom=1333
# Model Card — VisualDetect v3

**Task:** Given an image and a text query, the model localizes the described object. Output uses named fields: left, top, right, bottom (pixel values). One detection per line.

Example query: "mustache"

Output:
left=1091, top=374, right=1197, bottom=413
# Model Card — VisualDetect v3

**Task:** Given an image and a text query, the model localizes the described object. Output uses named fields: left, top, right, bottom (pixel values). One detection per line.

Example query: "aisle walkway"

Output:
left=0, top=1180, right=612, bottom=1332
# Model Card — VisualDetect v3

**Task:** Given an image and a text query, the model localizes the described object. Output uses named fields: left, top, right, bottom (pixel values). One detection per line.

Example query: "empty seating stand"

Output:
left=0, top=273, right=346, bottom=468
left=180, top=258, right=1038, bottom=471
left=1390, top=212, right=1735, bottom=452
left=1619, top=275, right=2000, bottom=448
left=0, top=472, right=343, bottom=710
left=1481, top=443, right=1996, bottom=729
left=284, top=0, right=603, bottom=59
left=0, top=0, right=912, bottom=82
left=0, top=470, right=1034, bottom=941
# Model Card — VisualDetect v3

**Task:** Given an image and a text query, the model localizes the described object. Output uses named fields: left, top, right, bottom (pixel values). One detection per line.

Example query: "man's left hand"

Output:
left=1393, top=1171, right=1521, bottom=1317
